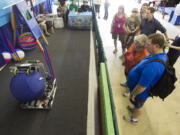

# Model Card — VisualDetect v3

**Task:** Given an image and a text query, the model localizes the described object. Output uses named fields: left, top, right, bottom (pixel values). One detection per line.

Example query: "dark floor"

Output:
left=0, top=28, right=91, bottom=135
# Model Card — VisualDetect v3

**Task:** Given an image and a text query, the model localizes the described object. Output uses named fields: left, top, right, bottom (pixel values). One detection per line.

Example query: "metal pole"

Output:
left=29, top=0, right=36, bottom=17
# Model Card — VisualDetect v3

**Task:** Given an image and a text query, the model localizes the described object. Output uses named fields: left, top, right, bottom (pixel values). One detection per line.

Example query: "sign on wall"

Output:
left=15, top=1, right=42, bottom=39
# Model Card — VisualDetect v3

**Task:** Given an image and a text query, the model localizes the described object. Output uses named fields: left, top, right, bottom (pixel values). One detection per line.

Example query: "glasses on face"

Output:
left=142, top=6, right=147, bottom=10
left=132, top=11, right=138, bottom=13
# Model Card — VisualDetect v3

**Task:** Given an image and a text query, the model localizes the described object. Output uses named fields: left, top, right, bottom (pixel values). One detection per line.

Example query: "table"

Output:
left=68, top=11, right=92, bottom=29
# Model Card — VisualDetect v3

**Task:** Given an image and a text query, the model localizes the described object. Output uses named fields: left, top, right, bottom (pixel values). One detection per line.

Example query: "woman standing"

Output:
left=111, top=6, right=127, bottom=55
left=123, top=34, right=149, bottom=78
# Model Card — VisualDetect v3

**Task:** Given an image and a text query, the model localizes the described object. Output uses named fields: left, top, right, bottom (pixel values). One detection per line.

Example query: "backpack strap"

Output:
left=146, top=59, right=166, bottom=98
left=146, top=58, right=167, bottom=68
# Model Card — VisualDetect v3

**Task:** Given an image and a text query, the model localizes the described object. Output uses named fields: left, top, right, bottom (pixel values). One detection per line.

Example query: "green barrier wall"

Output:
left=100, top=63, right=115, bottom=135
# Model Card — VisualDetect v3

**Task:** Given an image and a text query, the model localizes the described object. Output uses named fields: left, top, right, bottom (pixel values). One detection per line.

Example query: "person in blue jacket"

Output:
left=123, top=33, right=167, bottom=124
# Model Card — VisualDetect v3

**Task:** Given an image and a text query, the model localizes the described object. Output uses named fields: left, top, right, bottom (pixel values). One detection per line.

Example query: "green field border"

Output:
left=100, top=63, right=115, bottom=135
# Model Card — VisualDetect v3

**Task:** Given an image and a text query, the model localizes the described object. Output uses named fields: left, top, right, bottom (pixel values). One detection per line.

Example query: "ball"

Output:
left=10, top=71, right=45, bottom=102
left=18, top=32, right=37, bottom=51
left=11, top=49, right=25, bottom=62
left=2, top=51, right=12, bottom=63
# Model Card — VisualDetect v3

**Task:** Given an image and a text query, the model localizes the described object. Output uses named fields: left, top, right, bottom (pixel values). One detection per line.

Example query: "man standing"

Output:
left=104, top=0, right=109, bottom=20
left=137, top=0, right=142, bottom=4
left=140, top=3, right=149, bottom=20
left=69, top=0, right=78, bottom=12
left=94, top=0, right=101, bottom=18
left=123, top=33, right=167, bottom=124
left=80, top=0, right=91, bottom=12
left=140, top=7, right=169, bottom=41
left=167, top=36, right=180, bottom=66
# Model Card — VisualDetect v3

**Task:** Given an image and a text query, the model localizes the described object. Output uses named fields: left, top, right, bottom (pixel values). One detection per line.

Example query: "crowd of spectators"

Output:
left=110, top=2, right=180, bottom=124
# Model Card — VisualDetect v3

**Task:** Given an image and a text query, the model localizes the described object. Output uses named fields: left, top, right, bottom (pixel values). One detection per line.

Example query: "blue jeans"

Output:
left=104, top=3, right=109, bottom=19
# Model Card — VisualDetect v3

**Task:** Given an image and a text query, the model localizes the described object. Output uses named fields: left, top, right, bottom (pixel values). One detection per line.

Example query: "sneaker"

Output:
left=120, top=82, right=127, bottom=87
left=113, top=49, right=117, bottom=54
left=127, top=105, right=134, bottom=113
left=45, top=32, right=51, bottom=36
left=123, top=91, right=130, bottom=97
left=123, top=115, right=138, bottom=124
left=50, top=28, right=55, bottom=34
left=119, top=55, right=124, bottom=59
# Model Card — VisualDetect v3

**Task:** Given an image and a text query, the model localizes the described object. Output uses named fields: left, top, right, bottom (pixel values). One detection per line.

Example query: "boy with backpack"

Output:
left=123, top=33, right=176, bottom=124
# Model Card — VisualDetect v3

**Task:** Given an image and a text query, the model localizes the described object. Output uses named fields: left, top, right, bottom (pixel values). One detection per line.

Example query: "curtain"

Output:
left=0, top=23, right=13, bottom=67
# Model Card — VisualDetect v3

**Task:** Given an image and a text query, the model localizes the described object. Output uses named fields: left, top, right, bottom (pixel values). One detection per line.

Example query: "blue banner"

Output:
left=0, top=0, right=23, bottom=10
left=15, top=1, right=42, bottom=40
left=0, top=0, right=46, bottom=27
left=0, top=13, right=11, bottom=27
left=0, top=0, right=23, bottom=27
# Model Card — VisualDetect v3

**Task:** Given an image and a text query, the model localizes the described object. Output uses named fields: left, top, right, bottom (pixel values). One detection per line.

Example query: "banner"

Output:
left=0, top=0, right=47, bottom=27
left=14, top=1, right=42, bottom=40
left=0, top=0, right=23, bottom=27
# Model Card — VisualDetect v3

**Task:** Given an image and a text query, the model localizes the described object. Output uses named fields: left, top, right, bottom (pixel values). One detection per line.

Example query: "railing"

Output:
left=92, top=5, right=120, bottom=135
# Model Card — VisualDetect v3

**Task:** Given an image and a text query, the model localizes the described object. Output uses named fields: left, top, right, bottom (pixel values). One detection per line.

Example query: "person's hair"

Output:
left=118, top=5, right=124, bottom=13
left=142, top=3, right=149, bottom=7
left=132, top=8, right=138, bottom=13
left=148, top=7, right=156, bottom=14
left=40, top=5, right=45, bottom=13
left=134, top=34, right=148, bottom=47
left=148, top=33, right=165, bottom=48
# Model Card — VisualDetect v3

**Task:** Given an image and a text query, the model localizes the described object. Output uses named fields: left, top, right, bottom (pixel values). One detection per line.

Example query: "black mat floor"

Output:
left=0, top=28, right=90, bottom=135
